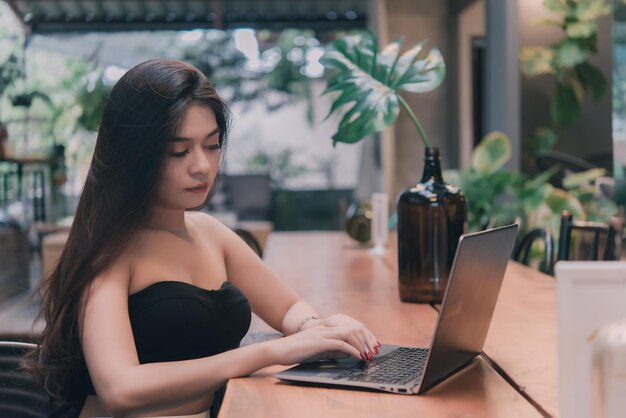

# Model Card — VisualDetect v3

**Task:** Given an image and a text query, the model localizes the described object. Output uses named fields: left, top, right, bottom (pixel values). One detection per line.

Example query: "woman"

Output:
left=25, top=59, right=380, bottom=418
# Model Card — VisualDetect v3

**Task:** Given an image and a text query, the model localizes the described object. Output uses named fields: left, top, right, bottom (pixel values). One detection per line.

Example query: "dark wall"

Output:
left=520, top=2, right=613, bottom=170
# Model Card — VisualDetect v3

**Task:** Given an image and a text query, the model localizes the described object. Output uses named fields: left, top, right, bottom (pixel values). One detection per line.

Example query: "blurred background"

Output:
left=1, top=0, right=625, bottom=336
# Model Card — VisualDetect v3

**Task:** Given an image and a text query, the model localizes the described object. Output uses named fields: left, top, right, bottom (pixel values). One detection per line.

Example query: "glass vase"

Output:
left=397, top=147, right=467, bottom=303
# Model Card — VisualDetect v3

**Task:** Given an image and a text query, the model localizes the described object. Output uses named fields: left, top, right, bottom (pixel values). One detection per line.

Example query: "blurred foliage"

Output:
left=265, top=30, right=318, bottom=124
left=613, top=1, right=626, bottom=135
left=75, top=71, right=112, bottom=132
left=0, top=3, right=23, bottom=122
left=247, top=148, right=308, bottom=188
left=0, top=54, right=22, bottom=103
left=444, top=131, right=617, bottom=234
left=321, top=31, right=445, bottom=146
left=181, top=29, right=321, bottom=124
left=520, top=0, right=611, bottom=162
left=181, top=31, right=259, bottom=103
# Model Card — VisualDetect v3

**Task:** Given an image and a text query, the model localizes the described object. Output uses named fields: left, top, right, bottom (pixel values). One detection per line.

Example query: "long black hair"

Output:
left=23, top=59, right=231, bottom=401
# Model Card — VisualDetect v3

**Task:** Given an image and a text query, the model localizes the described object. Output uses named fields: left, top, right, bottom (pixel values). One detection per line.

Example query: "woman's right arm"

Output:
left=80, top=259, right=360, bottom=417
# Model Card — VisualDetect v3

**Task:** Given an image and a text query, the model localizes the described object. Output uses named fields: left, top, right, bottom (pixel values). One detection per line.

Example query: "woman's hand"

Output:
left=266, top=325, right=368, bottom=366
left=303, top=314, right=381, bottom=361
left=268, top=315, right=381, bottom=365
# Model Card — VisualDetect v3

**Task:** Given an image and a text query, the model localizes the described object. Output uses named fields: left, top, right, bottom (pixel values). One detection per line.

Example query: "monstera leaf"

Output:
left=321, top=32, right=445, bottom=146
left=470, top=131, right=512, bottom=174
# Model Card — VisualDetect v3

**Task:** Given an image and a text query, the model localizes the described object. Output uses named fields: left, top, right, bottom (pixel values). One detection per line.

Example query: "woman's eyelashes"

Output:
left=169, top=143, right=220, bottom=158
left=171, top=149, right=190, bottom=158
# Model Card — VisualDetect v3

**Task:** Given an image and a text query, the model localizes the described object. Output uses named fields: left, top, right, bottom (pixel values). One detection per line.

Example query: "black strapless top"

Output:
left=81, top=280, right=251, bottom=396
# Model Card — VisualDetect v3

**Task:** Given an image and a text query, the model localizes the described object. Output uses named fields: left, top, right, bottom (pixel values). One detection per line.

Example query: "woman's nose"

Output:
left=189, top=148, right=211, bottom=175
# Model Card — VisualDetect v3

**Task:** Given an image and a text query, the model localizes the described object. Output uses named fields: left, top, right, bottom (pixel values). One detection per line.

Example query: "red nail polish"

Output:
left=367, top=352, right=374, bottom=361
left=376, top=341, right=381, bottom=347
left=373, top=347, right=379, bottom=354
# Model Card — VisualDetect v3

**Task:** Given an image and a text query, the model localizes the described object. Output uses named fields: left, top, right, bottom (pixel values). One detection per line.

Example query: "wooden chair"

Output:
left=512, top=227, right=555, bottom=275
left=557, top=211, right=625, bottom=262
left=234, top=228, right=263, bottom=258
left=535, top=150, right=597, bottom=189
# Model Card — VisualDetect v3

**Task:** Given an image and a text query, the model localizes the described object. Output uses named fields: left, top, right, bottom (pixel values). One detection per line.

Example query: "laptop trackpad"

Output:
left=281, top=357, right=362, bottom=378
left=277, top=344, right=401, bottom=378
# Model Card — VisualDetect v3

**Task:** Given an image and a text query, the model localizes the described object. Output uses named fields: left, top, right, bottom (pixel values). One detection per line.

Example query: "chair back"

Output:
left=512, top=227, right=554, bottom=274
left=0, top=341, right=63, bottom=417
left=535, top=150, right=597, bottom=188
left=234, top=228, right=263, bottom=258
left=557, top=212, right=624, bottom=262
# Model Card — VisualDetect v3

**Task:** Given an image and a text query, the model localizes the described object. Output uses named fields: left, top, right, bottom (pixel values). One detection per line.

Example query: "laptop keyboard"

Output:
left=333, top=347, right=429, bottom=385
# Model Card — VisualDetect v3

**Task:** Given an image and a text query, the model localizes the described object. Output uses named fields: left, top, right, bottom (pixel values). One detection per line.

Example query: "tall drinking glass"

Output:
left=370, top=192, right=389, bottom=256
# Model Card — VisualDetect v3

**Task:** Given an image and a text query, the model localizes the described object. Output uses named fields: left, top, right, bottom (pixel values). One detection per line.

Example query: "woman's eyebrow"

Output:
left=169, top=126, right=220, bottom=142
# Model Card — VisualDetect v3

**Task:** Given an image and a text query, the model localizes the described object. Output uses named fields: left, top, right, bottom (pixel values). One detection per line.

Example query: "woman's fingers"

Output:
left=359, top=327, right=381, bottom=356
left=330, top=339, right=361, bottom=359
left=329, top=327, right=371, bottom=361
left=314, top=320, right=382, bottom=362
left=324, top=327, right=366, bottom=360
left=328, top=315, right=381, bottom=360
left=346, top=330, right=371, bottom=361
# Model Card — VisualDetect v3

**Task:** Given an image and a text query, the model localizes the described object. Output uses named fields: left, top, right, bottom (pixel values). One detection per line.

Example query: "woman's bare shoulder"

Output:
left=92, top=251, right=132, bottom=288
left=80, top=249, right=132, bottom=319
left=186, top=211, right=234, bottom=238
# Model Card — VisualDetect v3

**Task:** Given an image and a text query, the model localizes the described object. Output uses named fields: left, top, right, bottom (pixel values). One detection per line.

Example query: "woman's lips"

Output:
left=186, top=184, right=209, bottom=193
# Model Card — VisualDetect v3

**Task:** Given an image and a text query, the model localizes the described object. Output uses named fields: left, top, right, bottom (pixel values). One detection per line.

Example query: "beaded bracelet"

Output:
left=296, top=315, right=320, bottom=332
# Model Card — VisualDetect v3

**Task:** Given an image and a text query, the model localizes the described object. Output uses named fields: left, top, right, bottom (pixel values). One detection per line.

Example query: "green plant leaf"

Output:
left=470, top=131, right=512, bottom=174
left=533, top=18, right=564, bottom=27
left=333, top=91, right=400, bottom=144
left=562, top=168, right=607, bottom=189
left=575, top=61, right=606, bottom=100
left=0, top=53, right=24, bottom=101
left=76, top=72, right=112, bottom=132
left=556, top=40, right=587, bottom=68
left=322, top=33, right=377, bottom=76
left=566, top=21, right=597, bottom=38
left=544, top=187, right=586, bottom=220
left=324, top=83, right=362, bottom=118
left=321, top=32, right=444, bottom=145
left=520, top=47, right=555, bottom=76
left=377, top=37, right=403, bottom=84
left=526, top=127, right=558, bottom=157
left=584, top=198, right=618, bottom=222
left=393, top=47, right=445, bottom=93
left=551, top=83, right=580, bottom=127
left=531, top=127, right=559, bottom=152
left=526, top=165, right=563, bottom=191
left=575, top=0, right=612, bottom=22
left=543, top=0, right=570, bottom=14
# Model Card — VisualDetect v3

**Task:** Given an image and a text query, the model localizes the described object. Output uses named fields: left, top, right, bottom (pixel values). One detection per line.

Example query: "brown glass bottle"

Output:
left=397, top=147, right=467, bottom=303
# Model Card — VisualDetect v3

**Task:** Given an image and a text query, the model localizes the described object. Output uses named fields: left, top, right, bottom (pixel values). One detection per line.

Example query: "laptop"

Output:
left=274, top=224, right=519, bottom=394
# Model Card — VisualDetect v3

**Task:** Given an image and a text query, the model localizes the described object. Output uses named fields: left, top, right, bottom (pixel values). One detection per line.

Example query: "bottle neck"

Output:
left=421, top=148, right=443, bottom=183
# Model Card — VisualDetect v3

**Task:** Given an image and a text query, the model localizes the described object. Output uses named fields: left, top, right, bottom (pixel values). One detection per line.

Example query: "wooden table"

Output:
left=222, top=232, right=558, bottom=417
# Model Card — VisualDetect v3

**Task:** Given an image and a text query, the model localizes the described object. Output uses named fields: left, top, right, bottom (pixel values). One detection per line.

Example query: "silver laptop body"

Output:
left=274, top=224, right=518, bottom=394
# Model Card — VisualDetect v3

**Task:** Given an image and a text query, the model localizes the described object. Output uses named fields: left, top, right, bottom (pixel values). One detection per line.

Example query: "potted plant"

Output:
left=519, top=0, right=611, bottom=164
left=444, top=131, right=617, bottom=272
left=321, top=32, right=466, bottom=303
